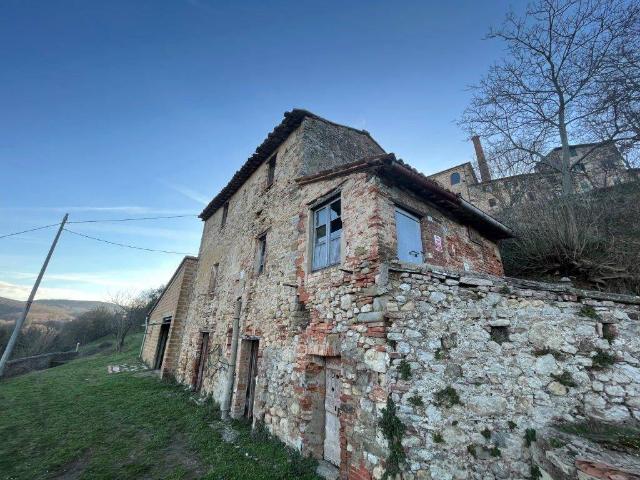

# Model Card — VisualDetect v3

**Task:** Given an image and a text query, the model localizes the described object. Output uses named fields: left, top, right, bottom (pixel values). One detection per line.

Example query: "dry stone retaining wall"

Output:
left=379, top=264, right=640, bottom=479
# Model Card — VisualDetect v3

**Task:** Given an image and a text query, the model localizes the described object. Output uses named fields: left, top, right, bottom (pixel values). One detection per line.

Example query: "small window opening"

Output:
left=450, top=172, right=461, bottom=185
left=257, top=234, right=267, bottom=275
left=208, top=263, right=219, bottom=294
left=312, top=197, right=342, bottom=271
left=527, top=191, right=536, bottom=201
left=266, top=155, right=276, bottom=187
left=569, top=146, right=577, bottom=157
left=468, top=227, right=483, bottom=246
left=221, top=202, right=229, bottom=228
left=490, top=326, right=509, bottom=344
left=488, top=198, right=497, bottom=207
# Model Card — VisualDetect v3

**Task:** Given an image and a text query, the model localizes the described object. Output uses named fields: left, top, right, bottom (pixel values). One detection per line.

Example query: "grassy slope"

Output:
left=0, top=334, right=319, bottom=480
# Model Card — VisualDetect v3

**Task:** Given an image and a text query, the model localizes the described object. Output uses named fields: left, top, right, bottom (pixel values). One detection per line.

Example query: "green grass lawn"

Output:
left=0, top=334, right=319, bottom=480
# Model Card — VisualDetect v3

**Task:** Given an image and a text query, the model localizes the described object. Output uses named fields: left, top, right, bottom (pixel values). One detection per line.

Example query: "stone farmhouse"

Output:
left=428, top=137, right=639, bottom=213
left=142, top=110, right=640, bottom=480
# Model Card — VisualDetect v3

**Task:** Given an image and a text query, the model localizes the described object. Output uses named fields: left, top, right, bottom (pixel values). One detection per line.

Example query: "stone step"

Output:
left=316, top=460, right=339, bottom=480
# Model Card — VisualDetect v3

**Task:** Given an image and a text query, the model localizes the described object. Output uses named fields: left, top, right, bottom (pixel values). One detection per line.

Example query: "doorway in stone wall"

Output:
left=243, top=339, right=259, bottom=419
left=193, top=332, right=209, bottom=392
left=153, top=319, right=171, bottom=370
left=323, top=357, right=341, bottom=466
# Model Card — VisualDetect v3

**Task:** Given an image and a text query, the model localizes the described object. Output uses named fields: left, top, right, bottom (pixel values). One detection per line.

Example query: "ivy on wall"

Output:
left=379, top=397, right=406, bottom=479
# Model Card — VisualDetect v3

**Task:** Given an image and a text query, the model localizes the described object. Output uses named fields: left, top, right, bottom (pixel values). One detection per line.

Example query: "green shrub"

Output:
left=408, top=394, right=424, bottom=407
left=432, top=432, right=444, bottom=443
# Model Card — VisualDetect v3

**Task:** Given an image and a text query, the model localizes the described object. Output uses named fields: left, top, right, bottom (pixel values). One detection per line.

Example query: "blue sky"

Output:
left=0, top=0, right=515, bottom=301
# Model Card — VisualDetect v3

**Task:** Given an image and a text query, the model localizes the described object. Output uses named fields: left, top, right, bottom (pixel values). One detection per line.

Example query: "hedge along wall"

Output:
left=380, top=263, right=640, bottom=480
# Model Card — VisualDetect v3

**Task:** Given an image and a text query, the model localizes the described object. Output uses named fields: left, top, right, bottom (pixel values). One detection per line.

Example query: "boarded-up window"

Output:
left=395, top=207, right=423, bottom=263
left=266, top=155, right=276, bottom=187
left=221, top=202, right=229, bottom=228
left=312, top=197, right=342, bottom=271
left=208, top=263, right=219, bottom=294
left=257, top=234, right=267, bottom=274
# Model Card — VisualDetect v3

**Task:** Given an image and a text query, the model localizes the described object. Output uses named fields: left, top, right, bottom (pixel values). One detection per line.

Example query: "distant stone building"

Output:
left=429, top=137, right=638, bottom=213
left=142, top=111, right=640, bottom=479
left=141, top=256, right=197, bottom=379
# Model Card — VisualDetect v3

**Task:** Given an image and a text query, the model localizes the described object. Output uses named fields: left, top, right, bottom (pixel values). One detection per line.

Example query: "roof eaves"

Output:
left=147, top=256, right=198, bottom=317
left=199, top=109, right=382, bottom=221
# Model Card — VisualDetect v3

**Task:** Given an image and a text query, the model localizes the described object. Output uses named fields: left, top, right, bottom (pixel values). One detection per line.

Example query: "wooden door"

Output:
left=324, top=357, right=341, bottom=466
left=194, top=333, right=209, bottom=392
left=154, top=323, right=170, bottom=370
left=244, top=340, right=259, bottom=418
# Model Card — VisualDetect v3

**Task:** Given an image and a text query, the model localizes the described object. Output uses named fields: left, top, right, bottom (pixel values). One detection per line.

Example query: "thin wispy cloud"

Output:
left=0, top=280, right=101, bottom=301
left=159, top=180, right=210, bottom=205
left=0, top=206, right=197, bottom=215
left=71, top=222, right=201, bottom=242
left=1, top=263, right=179, bottom=301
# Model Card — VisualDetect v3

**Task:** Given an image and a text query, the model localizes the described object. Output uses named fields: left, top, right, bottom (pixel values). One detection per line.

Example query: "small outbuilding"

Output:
left=140, top=256, right=198, bottom=379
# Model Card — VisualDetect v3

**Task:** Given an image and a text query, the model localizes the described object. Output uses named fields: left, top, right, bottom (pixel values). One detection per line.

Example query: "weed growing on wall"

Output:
left=579, top=305, right=601, bottom=320
left=591, top=349, right=616, bottom=369
left=551, top=371, right=577, bottom=387
left=434, top=386, right=461, bottom=408
left=531, top=465, right=542, bottom=480
left=525, top=428, right=537, bottom=447
left=398, top=359, right=412, bottom=380
left=379, top=397, right=406, bottom=479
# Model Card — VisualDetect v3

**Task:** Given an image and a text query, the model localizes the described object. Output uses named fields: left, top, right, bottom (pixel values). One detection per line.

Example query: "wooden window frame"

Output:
left=311, top=196, right=342, bottom=271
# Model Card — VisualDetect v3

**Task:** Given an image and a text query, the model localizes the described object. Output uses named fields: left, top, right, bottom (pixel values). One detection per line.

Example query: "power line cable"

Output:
left=67, top=214, right=198, bottom=224
left=63, top=228, right=196, bottom=255
left=0, top=223, right=61, bottom=240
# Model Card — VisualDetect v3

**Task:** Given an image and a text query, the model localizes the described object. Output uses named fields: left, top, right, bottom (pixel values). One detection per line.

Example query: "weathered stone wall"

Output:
left=377, top=264, right=640, bottom=480
left=173, top=115, right=510, bottom=479
left=141, top=256, right=197, bottom=379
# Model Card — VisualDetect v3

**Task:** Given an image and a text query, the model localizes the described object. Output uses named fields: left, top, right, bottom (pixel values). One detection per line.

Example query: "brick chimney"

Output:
left=472, top=135, right=492, bottom=183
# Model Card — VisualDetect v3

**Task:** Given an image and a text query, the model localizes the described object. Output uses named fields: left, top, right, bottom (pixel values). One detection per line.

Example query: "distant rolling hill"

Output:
left=0, top=297, right=112, bottom=325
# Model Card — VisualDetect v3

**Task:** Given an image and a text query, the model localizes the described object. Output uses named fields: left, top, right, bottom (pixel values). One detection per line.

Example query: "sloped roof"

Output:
left=199, top=109, right=382, bottom=221
left=297, top=154, right=513, bottom=241
left=147, top=256, right=198, bottom=317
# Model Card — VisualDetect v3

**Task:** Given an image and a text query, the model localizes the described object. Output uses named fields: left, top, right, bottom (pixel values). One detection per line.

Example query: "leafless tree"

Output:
left=460, top=0, right=640, bottom=195
left=15, top=324, right=60, bottom=357
left=109, top=292, right=148, bottom=352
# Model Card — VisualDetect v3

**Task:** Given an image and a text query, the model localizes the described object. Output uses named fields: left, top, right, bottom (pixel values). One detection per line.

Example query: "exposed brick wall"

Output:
left=141, top=257, right=197, bottom=379
left=377, top=178, right=503, bottom=276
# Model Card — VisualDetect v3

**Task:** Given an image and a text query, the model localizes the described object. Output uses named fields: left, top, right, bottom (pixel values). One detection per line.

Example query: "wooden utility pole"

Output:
left=0, top=213, right=68, bottom=377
